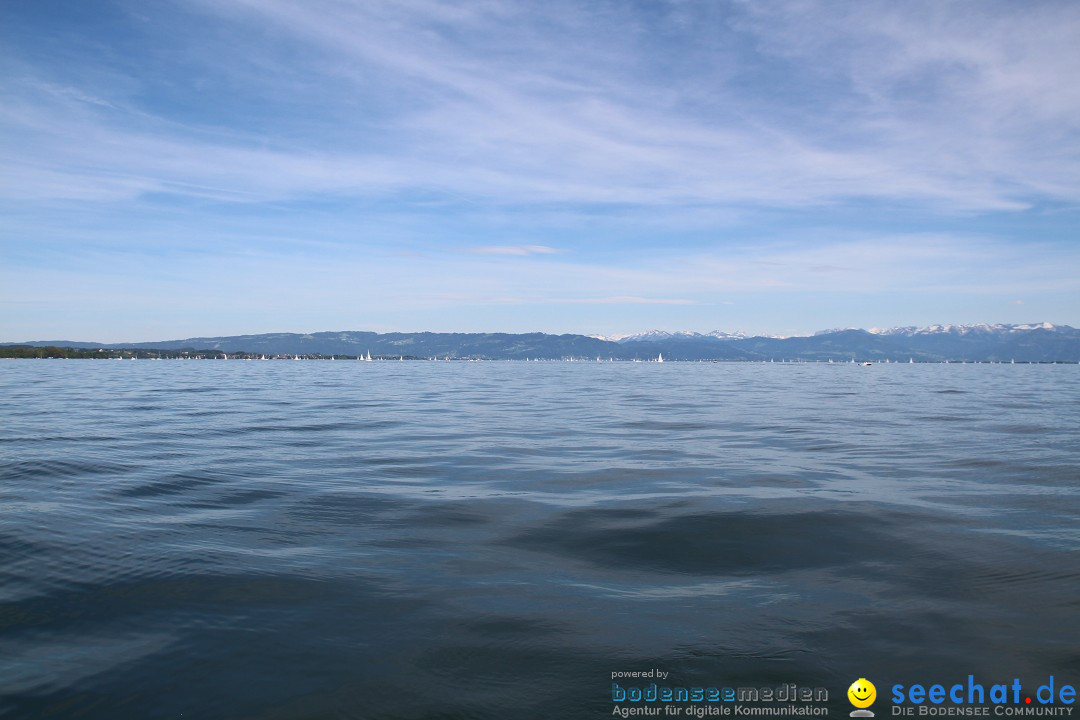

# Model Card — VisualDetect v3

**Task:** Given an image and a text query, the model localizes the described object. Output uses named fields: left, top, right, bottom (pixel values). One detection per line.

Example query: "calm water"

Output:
left=2, top=361, right=1078, bottom=719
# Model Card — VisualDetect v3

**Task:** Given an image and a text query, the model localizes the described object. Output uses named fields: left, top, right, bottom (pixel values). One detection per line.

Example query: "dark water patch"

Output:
left=0, top=531, right=53, bottom=579
left=618, top=420, right=713, bottom=431
left=0, top=434, right=123, bottom=444
left=395, top=503, right=498, bottom=528
left=0, top=573, right=325, bottom=640
left=465, top=615, right=566, bottom=640
left=752, top=423, right=807, bottom=433
left=800, top=442, right=850, bottom=452
left=965, top=566, right=1080, bottom=592
left=0, top=458, right=138, bottom=483
left=510, top=506, right=918, bottom=576
left=986, top=423, right=1051, bottom=435
left=114, top=470, right=226, bottom=498
left=0, top=572, right=434, bottom=714
left=739, top=473, right=820, bottom=488
left=180, top=408, right=233, bottom=417
left=942, top=459, right=1078, bottom=486
left=212, top=487, right=284, bottom=505
left=914, top=414, right=975, bottom=422
left=285, top=492, right=408, bottom=526
left=199, top=421, right=362, bottom=437
left=316, top=400, right=392, bottom=411
left=946, top=457, right=1014, bottom=469
left=147, top=386, right=221, bottom=394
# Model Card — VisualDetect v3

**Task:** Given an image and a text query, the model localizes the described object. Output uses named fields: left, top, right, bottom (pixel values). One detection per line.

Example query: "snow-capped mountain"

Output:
left=867, top=322, right=1064, bottom=336
left=582, top=322, right=1077, bottom=361
left=604, top=323, right=1073, bottom=344
left=704, top=330, right=757, bottom=340
left=615, top=329, right=751, bottom=343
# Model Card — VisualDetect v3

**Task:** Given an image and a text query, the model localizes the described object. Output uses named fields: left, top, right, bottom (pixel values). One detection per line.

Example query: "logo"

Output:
left=849, top=678, right=877, bottom=717
left=890, top=675, right=1077, bottom=714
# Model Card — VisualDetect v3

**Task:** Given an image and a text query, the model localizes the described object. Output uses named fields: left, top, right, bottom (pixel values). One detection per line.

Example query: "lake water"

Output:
left=2, top=361, right=1078, bottom=719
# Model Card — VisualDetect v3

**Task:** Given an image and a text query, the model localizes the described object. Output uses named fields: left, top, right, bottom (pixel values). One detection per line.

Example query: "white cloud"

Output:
left=547, top=296, right=697, bottom=306
left=469, top=245, right=559, bottom=256
left=3, top=0, right=1077, bottom=211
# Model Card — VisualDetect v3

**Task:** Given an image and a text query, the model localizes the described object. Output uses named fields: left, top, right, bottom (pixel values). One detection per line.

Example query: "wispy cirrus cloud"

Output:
left=548, top=296, right=697, bottom=306
left=469, top=245, right=559, bottom=256
left=3, top=0, right=1079, bottom=211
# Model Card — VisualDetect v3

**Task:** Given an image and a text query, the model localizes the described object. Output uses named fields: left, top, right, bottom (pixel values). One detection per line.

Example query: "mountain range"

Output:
left=8, top=323, right=1079, bottom=362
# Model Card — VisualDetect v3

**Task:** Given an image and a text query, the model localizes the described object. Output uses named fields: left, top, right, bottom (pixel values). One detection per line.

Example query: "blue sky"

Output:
left=2, top=0, right=1078, bottom=342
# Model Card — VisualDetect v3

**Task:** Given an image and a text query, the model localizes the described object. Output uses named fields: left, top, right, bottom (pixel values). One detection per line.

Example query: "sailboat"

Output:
left=657, top=353, right=664, bottom=363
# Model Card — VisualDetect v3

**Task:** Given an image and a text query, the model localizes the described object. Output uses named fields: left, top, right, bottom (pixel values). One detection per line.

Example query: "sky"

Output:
left=2, top=0, right=1079, bottom=342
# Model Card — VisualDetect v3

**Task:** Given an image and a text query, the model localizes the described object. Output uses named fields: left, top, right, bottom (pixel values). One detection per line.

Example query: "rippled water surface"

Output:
left=2, top=361, right=1078, bottom=719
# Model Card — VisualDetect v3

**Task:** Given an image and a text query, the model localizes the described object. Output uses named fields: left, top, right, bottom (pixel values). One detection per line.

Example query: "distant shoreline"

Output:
left=4, top=324, right=1078, bottom=363
left=1, top=347, right=1074, bottom=364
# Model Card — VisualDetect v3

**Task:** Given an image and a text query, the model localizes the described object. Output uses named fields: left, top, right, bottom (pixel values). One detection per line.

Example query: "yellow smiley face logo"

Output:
left=848, top=678, right=876, bottom=708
